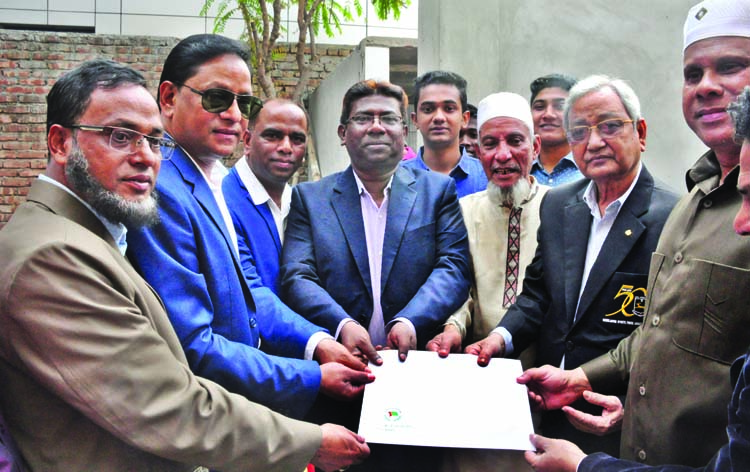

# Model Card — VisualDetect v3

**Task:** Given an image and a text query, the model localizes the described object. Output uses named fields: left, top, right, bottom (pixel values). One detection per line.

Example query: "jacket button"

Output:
left=651, top=316, right=660, bottom=327
left=674, top=252, right=683, bottom=263
left=638, top=449, right=647, bottom=461
left=639, top=384, right=646, bottom=396
left=702, top=199, right=713, bottom=208
left=249, top=318, right=257, bottom=328
left=566, top=341, right=575, bottom=352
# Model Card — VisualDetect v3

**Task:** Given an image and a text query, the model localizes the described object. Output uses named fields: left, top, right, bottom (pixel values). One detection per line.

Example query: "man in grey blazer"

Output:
left=0, top=59, right=367, bottom=472
left=467, top=75, right=679, bottom=456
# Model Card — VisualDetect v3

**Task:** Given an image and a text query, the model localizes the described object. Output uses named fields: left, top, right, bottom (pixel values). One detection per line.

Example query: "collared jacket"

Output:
left=584, top=151, right=750, bottom=466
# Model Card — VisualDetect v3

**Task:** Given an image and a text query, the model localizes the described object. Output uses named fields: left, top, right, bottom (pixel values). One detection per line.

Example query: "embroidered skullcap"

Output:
left=684, top=0, right=750, bottom=51
left=477, top=92, right=534, bottom=136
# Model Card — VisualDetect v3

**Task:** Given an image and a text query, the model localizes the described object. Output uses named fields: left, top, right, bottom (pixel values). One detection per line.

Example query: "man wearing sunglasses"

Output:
left=0, top=58, right=368, bottom=472
left=127, top=34, right=374, bottom=426
left=465, top=75, right=678, bottom=456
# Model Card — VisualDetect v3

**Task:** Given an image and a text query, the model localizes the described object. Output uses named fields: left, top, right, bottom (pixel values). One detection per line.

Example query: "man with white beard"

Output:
left=427, top=92, right=549, bottom=472
left=466, top=77, right=679, bottom=458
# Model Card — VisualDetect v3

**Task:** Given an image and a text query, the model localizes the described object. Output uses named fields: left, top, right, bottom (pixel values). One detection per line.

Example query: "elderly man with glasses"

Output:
left=127, top=34, right=374, bottom=426
left=466, top=75, right=678, bottom=456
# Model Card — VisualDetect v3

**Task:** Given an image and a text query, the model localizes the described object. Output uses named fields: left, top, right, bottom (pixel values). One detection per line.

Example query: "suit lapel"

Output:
left=255, top=202, right=282, bottom=255
left=171, top=149, right=238, bottom=260
left=332, top=167, right=373, bottom=297
left=381, top=167, right=417, bottom=290
left=29, top=180, right=117, bottom=250
left=231, top=169, right=283, bottom=255
left=573, top=167, right=654, bottom=326
left=563, top=194, right=592, bottom=325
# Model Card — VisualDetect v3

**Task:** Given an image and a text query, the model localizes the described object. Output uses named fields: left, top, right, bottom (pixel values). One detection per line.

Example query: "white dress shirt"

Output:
left=234, top=157, right=292, bottom=243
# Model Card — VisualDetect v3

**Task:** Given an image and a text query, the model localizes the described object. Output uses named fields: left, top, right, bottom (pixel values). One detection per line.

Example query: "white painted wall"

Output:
left=419, top=0, right=707, bottom=193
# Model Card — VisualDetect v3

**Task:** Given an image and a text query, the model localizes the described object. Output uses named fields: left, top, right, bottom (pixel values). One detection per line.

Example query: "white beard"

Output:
left=486, top=177, right=532, bottom=209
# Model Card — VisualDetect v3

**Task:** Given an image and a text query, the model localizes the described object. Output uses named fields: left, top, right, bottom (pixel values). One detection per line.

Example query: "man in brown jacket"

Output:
left=0, top=59, right=368, bottom=472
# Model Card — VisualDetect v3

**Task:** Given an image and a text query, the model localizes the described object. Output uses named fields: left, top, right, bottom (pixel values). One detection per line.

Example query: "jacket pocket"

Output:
left=673, top=260, right=750, bottom=364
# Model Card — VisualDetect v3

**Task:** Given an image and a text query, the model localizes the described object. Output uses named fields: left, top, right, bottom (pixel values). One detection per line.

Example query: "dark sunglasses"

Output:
left=176, top=83, right=263, bottom=120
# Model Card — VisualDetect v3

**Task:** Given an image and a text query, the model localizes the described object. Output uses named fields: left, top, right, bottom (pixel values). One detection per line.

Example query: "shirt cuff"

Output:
left=386, top=317, right=417, bottom=341
left=335, top=318, right=358, bottom=341
left=576, top=454, right=590, bottom=472
left=304, top=331, right=335, bottom=361
left=491, top=327, right=514, bottom=356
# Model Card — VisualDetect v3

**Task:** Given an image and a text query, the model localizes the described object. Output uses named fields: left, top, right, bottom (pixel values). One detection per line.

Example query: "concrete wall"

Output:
left=309, top=42, right=391, bottom=176
left=419, top=0, right=707, bottom=193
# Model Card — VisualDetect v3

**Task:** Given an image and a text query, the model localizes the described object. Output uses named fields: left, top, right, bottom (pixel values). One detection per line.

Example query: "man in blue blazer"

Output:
left=127, top=34, right=373, bottom=425
left=467, top=75, right=679, bottom=455
left=279, top=79, right=471, bottom=471
left=281, top=79, right=470, bottom=363
left=223, top=99, right=308, bottom=295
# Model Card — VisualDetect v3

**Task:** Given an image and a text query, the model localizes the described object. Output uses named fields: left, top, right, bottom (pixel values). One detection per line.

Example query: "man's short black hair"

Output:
left=730, top=86, right=750, bottom=141
left=339, top=79, right=408, bottom=125
left=47, top=59, right=147, bottom=135
left=467, top=103, right=477, bottom=120
left=413, top=70, right=468, bottom=112
left=158, top=34, right=251, bottom=107
left=529, top=73, right=578, bottom=104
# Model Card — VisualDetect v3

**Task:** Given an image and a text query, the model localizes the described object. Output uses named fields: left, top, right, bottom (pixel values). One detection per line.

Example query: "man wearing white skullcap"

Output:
left=427, top=91, right=548, bottom=472
left=518, top=0, right=750, bottom=470
left=462, top=78, right=678, bottom=459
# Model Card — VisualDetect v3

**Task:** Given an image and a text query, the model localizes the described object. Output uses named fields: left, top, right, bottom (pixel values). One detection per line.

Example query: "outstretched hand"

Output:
left=425, top=324, right=462, bottom=358
left=312, top=424, right=370, bottom=471
left=340, top=322, right=382, bottom=366
left=563, top=390, right=623, bottom=436
left=319, top=362, right=374, bottom=401
left=524, top=434, right=586, bottom=472
left=386, top=321, right=416, bottom=362
left=464, top=332, right=505, bottom=366
left=516, top=366, right=591, bottom=411
left=314, top=338, right=368, bottom=371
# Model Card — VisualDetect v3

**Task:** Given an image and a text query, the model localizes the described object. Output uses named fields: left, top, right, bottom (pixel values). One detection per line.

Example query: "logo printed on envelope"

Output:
left=384, top=409, right=402, bottom=421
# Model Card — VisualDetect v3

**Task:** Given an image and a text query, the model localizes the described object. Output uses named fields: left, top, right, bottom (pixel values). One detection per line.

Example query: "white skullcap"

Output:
left=684, top=0, right=750, bottom=51
left=477, top=92, right=534, bottom=136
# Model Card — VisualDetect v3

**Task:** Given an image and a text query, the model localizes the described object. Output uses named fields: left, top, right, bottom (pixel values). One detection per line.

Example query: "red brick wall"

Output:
left=0, top=29, right=352, bottom=227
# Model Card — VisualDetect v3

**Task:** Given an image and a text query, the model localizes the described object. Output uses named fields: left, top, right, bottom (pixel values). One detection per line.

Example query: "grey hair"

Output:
left=729, top=86, right=750, bottom=141
left=563, top=75, right=641, bottom=130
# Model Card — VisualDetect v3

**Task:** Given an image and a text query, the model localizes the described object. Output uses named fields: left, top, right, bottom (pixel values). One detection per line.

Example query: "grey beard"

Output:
left=486, top=177, right=532, bottom=209
left=65, top=145, right=160, bottom=229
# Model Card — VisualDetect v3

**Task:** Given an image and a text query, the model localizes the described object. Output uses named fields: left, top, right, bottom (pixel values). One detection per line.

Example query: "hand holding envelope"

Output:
left=358, top=350, right=535, bottom=450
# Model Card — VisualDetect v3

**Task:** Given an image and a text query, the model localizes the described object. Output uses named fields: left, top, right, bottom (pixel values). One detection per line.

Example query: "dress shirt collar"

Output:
left=177, top=140, right=239, bottom=254
left=234, top=156, right=291, bottom=218
left=38, top=174, right=128, bottom=255
left=414, top=146, right=472, bottom=177
left=531, top=151, right=577, bottom=173
left=582, top=161, right=642, bottom=218
left=352, top=170, right=394, bottom=202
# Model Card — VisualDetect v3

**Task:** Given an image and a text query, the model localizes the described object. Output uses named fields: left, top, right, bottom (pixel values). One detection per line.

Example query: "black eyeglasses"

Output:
left=69, top=125, right=176, bottom=160
left=176, top=83, right=263, bottom=120
left=346, top=113, right=404, bottom=127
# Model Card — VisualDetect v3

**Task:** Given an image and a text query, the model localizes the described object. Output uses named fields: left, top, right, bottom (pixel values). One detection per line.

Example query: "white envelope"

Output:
left=358, top=350, right=535, bottom=450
